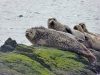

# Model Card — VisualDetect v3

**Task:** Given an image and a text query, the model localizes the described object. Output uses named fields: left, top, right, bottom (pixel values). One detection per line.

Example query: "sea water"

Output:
left=0, top=0, right=100, bottom=46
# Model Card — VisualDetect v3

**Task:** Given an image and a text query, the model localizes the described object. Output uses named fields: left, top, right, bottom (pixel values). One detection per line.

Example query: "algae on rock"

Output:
left=0, top=38, right=100, bottom=75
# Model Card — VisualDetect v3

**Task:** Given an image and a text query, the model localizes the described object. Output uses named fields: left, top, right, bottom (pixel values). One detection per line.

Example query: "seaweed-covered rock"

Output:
left=13, top=44, right=100, bottom=75
left=89, top=49, right=100, bottom=74
left=0, top=38, right=17, bottom=52
left=0, top=38, right=100, bottom=75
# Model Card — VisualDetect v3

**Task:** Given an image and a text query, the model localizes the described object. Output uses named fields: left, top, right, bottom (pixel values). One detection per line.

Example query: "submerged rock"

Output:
left=18, top=15, right=23, bottom=17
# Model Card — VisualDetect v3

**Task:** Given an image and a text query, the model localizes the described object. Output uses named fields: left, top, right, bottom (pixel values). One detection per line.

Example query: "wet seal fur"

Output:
left=74, top=24, right=100, bottom=51
left=25, top=26, right=96, bottom=65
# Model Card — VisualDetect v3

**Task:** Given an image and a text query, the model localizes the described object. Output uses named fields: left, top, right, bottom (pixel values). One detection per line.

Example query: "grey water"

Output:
left=0, top=0, right=100, bottom=47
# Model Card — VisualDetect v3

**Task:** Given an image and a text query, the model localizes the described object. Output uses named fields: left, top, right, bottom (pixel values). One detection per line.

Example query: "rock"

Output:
left=0, top=38, right=100, bottom=75
left=0, top=38, right=17, bottom=52
left=89, top=49, right=100, bottom=73
left=11, top=44, right=100, bottom=75
left=18, top=15, right=23, bottom=17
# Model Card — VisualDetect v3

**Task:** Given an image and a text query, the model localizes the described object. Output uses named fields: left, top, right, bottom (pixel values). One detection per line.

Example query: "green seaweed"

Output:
left=0, top=52, right=52, bottom=75
left=0, top=44, right=96, bottom=75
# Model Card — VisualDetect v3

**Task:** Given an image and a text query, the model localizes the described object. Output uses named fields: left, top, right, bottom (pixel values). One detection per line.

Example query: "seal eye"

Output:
left=53, top=18, right=55, bottom=20
left=49, top=19, right=51, bottom=21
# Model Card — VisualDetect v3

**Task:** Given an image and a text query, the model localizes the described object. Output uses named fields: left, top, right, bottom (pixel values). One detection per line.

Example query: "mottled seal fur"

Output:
left=74, top=24, right=100, bottom=51
left=71, top=29, right=87, bottom=41
left=47, top=18, right=87, bottom=42
left=79, top=23, right=97, bottom=36
left=25, top=26, right=96, bottom=65
left=74, top=25, right=84, bottom=33
left=79, top=23, right=100, bottom=39
left=48, top=18, right=72, bottom=34
left=79, top=23, right=89, bottom=33
left=63, top=32, right=83, bottom=41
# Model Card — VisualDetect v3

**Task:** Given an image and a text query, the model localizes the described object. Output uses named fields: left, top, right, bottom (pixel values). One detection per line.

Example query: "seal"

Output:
left=25, top=26, right=96, bottom=65
left=73, top=25, right=84, bottom=33
left=48, top=18, right=72, bottom=34
left=74, top=24, right=97, bottom=39
left=63, top=32, right=84, bottom=41
left=47, top=18, right=87, bottom=41
left=83, top=33, right=100, bottom=51
left=79, top=23, right=89, bottom=33
left=79, top=23, right=97, bottom=36
left=74, top=24, right=100, bottom=51
left=79, top=23, right=100, bottom=40
left=71, top=29, right=87, bottom=41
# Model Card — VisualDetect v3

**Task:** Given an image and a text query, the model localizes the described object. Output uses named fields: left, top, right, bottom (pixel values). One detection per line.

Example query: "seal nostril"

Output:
left=81, top=25, right=84, bottom=28
left=51, top=21, right=54, bottom=26
left=74, top=26, right=78, bottom=30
